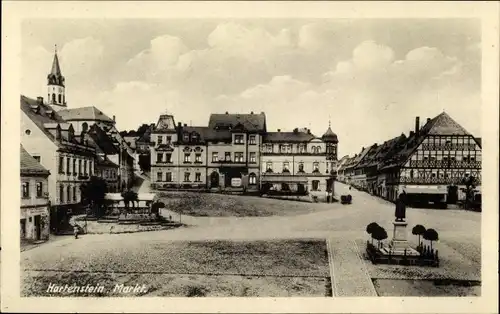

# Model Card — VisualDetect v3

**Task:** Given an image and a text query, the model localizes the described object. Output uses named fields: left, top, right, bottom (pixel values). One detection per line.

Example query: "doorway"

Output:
left=447, top=185, right=458, bottom=204
left=34, top=215, right=41, bottom=240
left=210, top=171, right=219, bottom=188
left=20, top=219, right=26, bottom=239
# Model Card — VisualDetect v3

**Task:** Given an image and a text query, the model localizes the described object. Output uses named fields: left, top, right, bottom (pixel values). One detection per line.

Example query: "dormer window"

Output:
left=192, top=133, right=198, bottom=142
left=183, top=133, right=189, bottom=142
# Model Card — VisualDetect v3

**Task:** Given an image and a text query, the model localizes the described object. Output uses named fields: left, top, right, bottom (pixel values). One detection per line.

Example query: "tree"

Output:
left=138, top=152, right=151, bottom=173
left=371, top=225, right=388, bottom=249
left=136, top=124, right=150, bottom=136
left=412, top=224, right=426, bottom=245
left=461, top=175, right=478, bottom=210
left=80, top=176, right=108, bottom=218
left=366, top=222, right=379, bottom=244
left=121, top=190, right=139, bottom=212
left=423, top=228, right=439, bottom=251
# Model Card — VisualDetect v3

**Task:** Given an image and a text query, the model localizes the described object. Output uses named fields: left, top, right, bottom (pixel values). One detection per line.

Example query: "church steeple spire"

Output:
left=47, top=44, right=66, bottom=110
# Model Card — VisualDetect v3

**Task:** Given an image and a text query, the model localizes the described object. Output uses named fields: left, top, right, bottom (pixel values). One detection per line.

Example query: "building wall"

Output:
left=56, top=152, right=94, bottom=206
left=20, top=174, right=50, bottom=240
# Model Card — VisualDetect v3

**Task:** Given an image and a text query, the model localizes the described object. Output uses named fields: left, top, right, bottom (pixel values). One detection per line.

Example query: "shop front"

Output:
left=21, top=206, right=49, bottom=241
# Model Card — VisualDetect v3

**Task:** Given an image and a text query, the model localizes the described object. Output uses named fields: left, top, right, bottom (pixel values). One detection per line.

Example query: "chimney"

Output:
left=225, top=111, right=229, bottom=114
left=250, top=111, right=254, bottom=114
left=113, top=115, right=116, bottom=122
left=415, top=116, right=420, bottom=135
left=427, top=118, right=431, bottom=124
left=277, top=129, right=281, bottom=132
left=409, top=131, right=415, bottom=137
left=37, top=97, right=43, bottom=104
left=184, top=123, right=187, bottom=127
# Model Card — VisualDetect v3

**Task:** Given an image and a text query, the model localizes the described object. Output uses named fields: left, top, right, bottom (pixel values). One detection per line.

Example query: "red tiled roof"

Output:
left=20, top=145, right=50, bottom=176
left=57, top=106, right=114, bottom=123
left=263, top=131, right=316, bottom=143
left=208, top=113, right=266, bottom=133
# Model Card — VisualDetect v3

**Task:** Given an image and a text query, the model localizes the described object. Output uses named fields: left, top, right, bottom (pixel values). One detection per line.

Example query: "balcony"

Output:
left=215, top=159, right=246, bottom=167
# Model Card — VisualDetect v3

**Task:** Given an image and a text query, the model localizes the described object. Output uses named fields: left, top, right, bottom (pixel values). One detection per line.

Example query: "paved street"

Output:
left=21, top=181, right=481, bottom=296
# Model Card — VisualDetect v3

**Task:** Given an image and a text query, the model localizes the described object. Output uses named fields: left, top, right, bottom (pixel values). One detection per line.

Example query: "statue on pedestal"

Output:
left=395, top=191, right=407, bottom=222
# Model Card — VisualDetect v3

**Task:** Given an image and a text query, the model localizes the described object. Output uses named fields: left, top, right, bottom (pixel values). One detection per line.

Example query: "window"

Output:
left=312, top=180, right=320, bottom=191
left=52, top=94, right=56, bottom=103
left=235, top=152, right=244, bottom=162
left=225, top=152, right=231, bottom=161
left=470, top=156, right=476, bottom=162
left=192, top=134, right=198, bottom=142
left=67, top=186, right=71, bottom=202
left=249, top=173, right=257, bottom=185
left=59, top=156, right=64, bottom=173
left=183, top=133, right=189, bottom=142
left=184, top=153, right=191, bottom=163
left=234, top=134, right=244, bottom=144
left=410, top=170, right=414, bottom=179
left=165, top=153, right=172, bottom=163
left=280, top=144, right=291, bottom=154
left=89, top=161, right=93, bottom=175
left=316, top=146, right=321, bottom=153
left=157, top=172, right=163, bottom=182
left=59, top=185, right=64, bottom=203
left=298, top=144, right=306, bottom=153
left=36, top=182, right=43, bottom=197
left=265, top=144, right=273, bottom=153
left=212, top=152, right=218, bottom=162
left=84, top=160, right=88, bottom=175
left=157, top=136, right=163, bottom=145
left=184, top=172, right=190, bottom=182
left=249, top=152, right=256, bottom=163
left=313, top=162, right=319, bottom=172
left=249, top=135, right=256, bottom=145
left=73, top=186, right=77, bottom=201
left=78, top=160, right=82, bottom=175
left=195, top=172, right=201, bottom=182
left=58, top=94, right=62, bottom=104
left=266, top=162, right=273, bottom=172
left=22, top=182, right=30, bottom=198
left=283, top=162, right=290, bottom=172
left=33, top=156, right=41, bottom=163
left=157, top=153, right=163, bottom=163
left=298, top=162, right=304, bottom=173
left=66, top=157, right=71, bottom=174
left=165, top=172, right=172, bottom=182
left=73, top=159, right=76, bottom=175
left=195, top=154, right=202, bottom=163
left=166, top=136, right=171, bottom=143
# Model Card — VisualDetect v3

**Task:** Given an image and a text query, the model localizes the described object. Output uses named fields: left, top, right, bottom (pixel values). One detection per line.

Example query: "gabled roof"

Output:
left=178, top=126, right=209, bottom=144
left=380, top=112, right=472, bottom=170
left=475, top=137, right=482, bottom=148
left=20, top=145, right=50, bottom=176
left=96, top=154, right=119, bottom=168
left=208, top=112, right=266, bottom=133
left=57, top=106, right=114, bottom=123
left=346, top=146, right=373, bottom=169
left=87, top=124, right=120, bottom=155
left=262, top=131, right=316, bottom=143
left=424, top=112, right=470, bottom=136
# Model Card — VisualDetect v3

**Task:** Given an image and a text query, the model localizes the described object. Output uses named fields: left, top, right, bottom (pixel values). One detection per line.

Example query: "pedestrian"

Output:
left=73, top=224, right=79, bottom=239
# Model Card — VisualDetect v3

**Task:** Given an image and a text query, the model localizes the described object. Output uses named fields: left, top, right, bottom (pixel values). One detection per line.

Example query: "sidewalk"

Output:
left=329, top=237, right=377, bottom=296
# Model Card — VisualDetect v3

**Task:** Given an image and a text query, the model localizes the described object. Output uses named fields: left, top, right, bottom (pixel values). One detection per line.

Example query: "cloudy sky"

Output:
left=21, top=18, right=480, bottom=156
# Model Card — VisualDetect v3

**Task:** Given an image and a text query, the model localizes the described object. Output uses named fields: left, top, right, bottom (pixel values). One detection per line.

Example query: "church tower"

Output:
left=47, top=45, right=67, bottom=111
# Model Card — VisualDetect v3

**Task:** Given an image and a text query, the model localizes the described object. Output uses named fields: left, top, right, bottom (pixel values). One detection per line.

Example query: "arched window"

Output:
left=58, top=94, right=62, bottom=104
left=82, top=122, right=89, bottom=132
left=249, top=173, right=257, bottom=185
left=52, top=93, right=56, bottom=103
left=316, top=146, right=321, bottom=153
left=63, top=95, right=65, bottom=104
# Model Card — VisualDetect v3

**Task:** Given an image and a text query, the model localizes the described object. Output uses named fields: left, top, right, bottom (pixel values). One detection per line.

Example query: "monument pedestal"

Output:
left=380, top=220, right=420, bottom=256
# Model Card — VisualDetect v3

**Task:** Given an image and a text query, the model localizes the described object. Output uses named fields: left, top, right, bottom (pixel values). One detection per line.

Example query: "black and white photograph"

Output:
left=1, top=1, right=499, bottom=313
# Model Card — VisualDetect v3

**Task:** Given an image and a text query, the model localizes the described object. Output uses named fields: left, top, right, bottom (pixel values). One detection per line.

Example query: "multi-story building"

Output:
left=150, top=113, right=179, bottom=189
left=205, top=112, right=266, bottom=191
left=335, top=155, right=350, bottom=183
left=21, top=95, right=96, bottom=232
left=379, top=113, right=482, bottom=206
left=260, top=125, right=338, bottom=198
left=20, top=145, right=50, bottom=242
left=343, top=146, right=373, bottom=189
left=84, top=124, right=120, bottom=192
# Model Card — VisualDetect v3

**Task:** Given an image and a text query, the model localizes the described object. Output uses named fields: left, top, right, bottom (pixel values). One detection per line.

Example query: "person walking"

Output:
left=73, top=224, right=79, bottom=239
